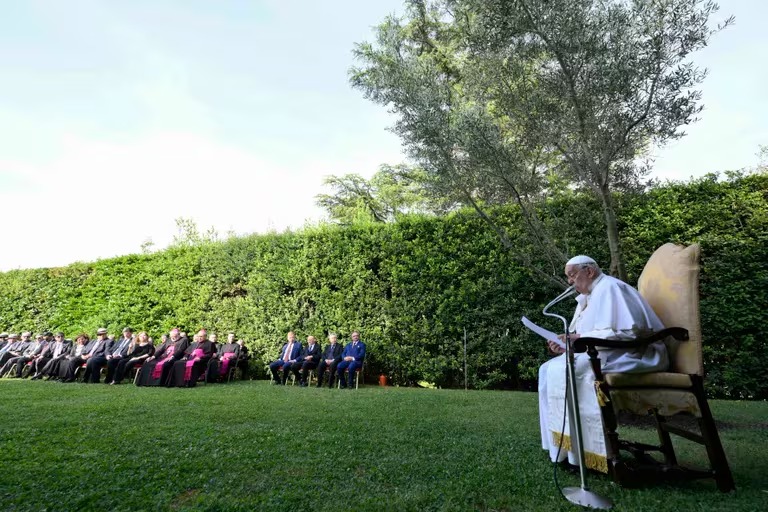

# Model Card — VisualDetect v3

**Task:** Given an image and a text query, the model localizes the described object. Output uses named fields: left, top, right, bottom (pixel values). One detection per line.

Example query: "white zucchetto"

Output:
left=566, top=255, right=597, bottom=266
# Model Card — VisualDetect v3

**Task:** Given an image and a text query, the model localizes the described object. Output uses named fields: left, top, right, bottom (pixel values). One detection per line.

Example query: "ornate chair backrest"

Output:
left=637, top=243, right=703, bottom=376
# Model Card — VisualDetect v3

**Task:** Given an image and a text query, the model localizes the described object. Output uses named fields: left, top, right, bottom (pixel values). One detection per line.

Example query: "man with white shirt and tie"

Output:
left=104, top=327, right=134, bottom=384
left=268, top=331, right=302, bottom=385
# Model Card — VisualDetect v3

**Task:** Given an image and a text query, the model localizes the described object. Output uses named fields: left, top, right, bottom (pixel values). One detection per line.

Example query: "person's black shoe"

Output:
left=30, top=374, right=41, bottom=380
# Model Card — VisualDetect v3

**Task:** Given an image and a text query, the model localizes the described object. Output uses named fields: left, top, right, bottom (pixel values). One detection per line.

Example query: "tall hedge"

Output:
left=0, top=172, right=765, bottom=398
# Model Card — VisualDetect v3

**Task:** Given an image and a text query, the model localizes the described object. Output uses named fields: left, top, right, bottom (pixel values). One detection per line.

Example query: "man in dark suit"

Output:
left=104, top=327, right=134, bottom=384
left=65, top=328, right=109, bottom=383
left=268, top=331, right=302, bottom=385
left=31, top=332, right=71, bottom=379
left=1, top=332, right=46, bottom=378
left=236, top=338, right=250, bottom=380
left=290, top=335, right=321, bottom=387
left=316, top=333, right=343, bottom=388
left=336, top=331, right=366, bottom=389
left=0, top=333, right=29, bottom=368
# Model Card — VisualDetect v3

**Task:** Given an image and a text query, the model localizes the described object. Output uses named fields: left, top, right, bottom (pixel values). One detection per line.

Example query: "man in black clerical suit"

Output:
left=290, top=335, right=321, bottom=386
left=315, top=333, right=343, bottom=388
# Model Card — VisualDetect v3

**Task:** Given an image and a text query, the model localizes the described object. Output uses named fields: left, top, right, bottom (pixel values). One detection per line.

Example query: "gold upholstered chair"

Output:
left=574, top=243, right=735, bottom=492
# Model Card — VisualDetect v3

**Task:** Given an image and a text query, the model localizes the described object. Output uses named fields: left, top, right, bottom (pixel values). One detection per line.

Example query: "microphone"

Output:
left=543, top=285, right=576, bottom=315
left=542, top=285, right=576, bottom=337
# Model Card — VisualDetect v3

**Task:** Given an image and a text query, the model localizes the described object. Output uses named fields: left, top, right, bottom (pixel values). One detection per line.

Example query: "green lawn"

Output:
left=0, top=380, right=765, bottom=511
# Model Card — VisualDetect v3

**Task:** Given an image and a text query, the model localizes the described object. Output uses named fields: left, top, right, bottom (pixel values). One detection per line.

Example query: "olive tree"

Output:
left=351, top=0, right=731, bottom=280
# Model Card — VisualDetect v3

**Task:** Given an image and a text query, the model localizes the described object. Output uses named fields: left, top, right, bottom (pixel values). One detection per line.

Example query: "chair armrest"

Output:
left=573, top=327, right=689, bottom=353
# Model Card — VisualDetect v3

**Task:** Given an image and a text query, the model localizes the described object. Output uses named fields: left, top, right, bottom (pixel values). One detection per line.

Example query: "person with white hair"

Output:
left=538, top=255, right=668, bottom=473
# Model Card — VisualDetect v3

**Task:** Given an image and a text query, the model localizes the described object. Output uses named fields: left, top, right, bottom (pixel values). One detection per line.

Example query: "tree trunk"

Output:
left=597, top=185, right=628, bottom=282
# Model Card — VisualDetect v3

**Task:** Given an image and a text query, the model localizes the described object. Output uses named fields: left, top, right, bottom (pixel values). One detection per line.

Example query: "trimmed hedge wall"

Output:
left=0, top=172, right=765, bottom=398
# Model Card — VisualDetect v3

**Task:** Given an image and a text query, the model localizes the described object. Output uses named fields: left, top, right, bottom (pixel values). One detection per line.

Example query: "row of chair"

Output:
left=269, top=364, right=363, bottom=389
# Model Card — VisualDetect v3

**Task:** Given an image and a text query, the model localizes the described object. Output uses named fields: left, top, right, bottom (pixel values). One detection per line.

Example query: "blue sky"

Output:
left=0, top=0, right=765, bottom=270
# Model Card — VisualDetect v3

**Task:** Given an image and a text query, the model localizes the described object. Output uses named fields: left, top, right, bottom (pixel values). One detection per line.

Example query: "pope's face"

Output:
left=565, top=264, right=596, bottom=295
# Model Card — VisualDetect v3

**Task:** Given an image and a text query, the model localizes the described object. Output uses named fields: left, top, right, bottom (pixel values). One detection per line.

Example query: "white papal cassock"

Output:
left=538, top=273, right=668, bottom=472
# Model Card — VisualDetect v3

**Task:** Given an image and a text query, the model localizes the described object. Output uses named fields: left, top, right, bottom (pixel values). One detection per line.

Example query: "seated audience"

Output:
left=236, top=338, right=250, bottom=380
left=290, top=335, right=320, bottom=387
left=110, top=331, right=155, bottom=384
left=315, top=333, right=343, bottom=388
left=0, top=333, right=29, bottom=367
left=268, top=331, right=301, bottom=385
left=207, top=332, right=240, bottom=382
left=136, top=329, right=189, bottom=386
left=103, top=327, right=134, bottom=384
left=1, top=332, right=46, bottom=378
left=168, top=329, right=214, bottom=387
left=336, top=331, right=366, bottom=389
left=77, top=328, right=111, bottom=383
left=57, top=334, right=93, bottom=381
left=31, top=332, right=71, bottom=379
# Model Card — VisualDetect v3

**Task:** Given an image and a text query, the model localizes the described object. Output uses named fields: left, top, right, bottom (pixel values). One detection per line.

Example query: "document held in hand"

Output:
left=521, top=316, right=566, bottom=349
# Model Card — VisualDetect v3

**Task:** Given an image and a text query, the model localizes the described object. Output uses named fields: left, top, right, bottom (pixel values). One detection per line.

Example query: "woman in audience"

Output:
left=110, top=331, right=155, bottom=384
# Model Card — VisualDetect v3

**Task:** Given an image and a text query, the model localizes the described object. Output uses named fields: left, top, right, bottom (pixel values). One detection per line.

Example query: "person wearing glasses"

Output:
left=538, top=255, right=668, bottom=474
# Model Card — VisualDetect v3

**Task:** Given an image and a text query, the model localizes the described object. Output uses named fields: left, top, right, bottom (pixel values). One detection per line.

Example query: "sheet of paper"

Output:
left=521, top=316, right=565, bottom=348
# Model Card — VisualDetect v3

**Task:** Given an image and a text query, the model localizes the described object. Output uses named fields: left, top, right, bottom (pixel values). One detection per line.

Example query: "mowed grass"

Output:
left=0, top=381, right=766, bottom=512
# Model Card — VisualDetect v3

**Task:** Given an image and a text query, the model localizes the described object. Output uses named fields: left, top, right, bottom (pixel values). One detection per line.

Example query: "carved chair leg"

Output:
left=692, top=378, right=735, bottom=492
left=653, top=411, right=678, bottom=466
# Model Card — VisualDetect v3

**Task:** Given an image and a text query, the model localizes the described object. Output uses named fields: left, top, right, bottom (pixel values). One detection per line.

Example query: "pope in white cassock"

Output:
left=539, top=255, right=668, bottom=472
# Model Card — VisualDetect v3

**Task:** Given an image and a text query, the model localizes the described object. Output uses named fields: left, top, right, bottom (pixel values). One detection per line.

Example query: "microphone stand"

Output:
left=543, top=287, right=613, bottom=510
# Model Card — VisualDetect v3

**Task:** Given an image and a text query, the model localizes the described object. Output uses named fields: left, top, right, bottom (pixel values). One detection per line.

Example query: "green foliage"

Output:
left=621, top=171, right=768, bottom=398
left=0, top=172, right=766, bottom=398
left=350, top=0, right=732, bottom=280
left=316, top=164, right=449, bottom=224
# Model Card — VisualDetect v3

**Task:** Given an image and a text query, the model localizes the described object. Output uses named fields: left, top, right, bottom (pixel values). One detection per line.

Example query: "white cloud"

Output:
left=0, top=131, right=360, bottom=270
